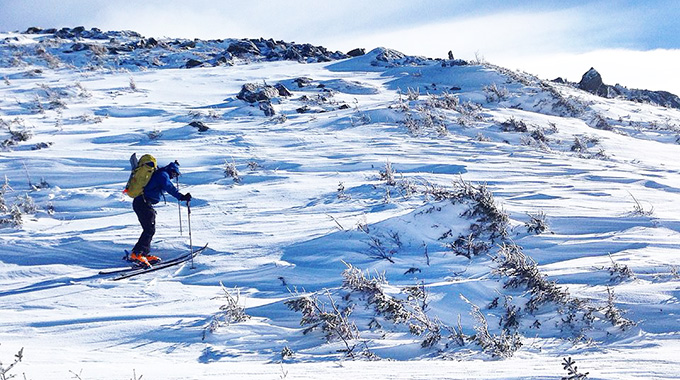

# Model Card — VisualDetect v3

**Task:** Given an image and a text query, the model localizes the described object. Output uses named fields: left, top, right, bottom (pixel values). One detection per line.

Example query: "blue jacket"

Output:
left=143, top=164, right=182, bottom=204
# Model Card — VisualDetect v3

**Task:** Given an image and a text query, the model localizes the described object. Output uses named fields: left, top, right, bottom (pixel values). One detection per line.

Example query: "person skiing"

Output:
left=130, top=161, right=191, bottom=267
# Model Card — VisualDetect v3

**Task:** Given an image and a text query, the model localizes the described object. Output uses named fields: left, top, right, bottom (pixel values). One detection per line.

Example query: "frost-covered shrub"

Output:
left=464, top=296, right=522, bottom=358
left=405, top=87, right=419, bottom=101
left=147, top=129, right=162, bottom=140
left=16, top=193, right=37, bottom=214
left=0, top=205, right=23, bottom=227
left=342, top=264, right=442, bottom=348
left=593, top=114, right=613, bottom=131
left=603, top=287, right=635, bottom=330
left=606, top=254, right=634, bottom=283
left=500, top=117, right=528, bottom=132
left=285, top=292, right=359, bottom=351
left=342, top=264, right=411, bottom=323
left=493, top=243, right=569, bottom=312
left=224, top=160, right=241, bottom=183
left=530, top=128, right=549, bottom=143
left=475, top=132, right=491, bottom=142
left=561, top=357, right=589, bottom=380
left=379, top=160, right=396, bottom=186
left=216, top=284, right=251, bottom=324
left=401, top=108, right=447, bottom=135
left=281, top=346, right=294, bottom=360
left=203, top=285, right=251, bottom=339
left=457, top=182, right=509, bottom=241
left=0, top=345, right=24, bottom=380
left=629, top=193, right=654, bottom=216
left=31, top=142, right=53, bottom=150
left=129, top=76, right=138, bottom=92
left=570, top=135, right=600, bottom=153
left=483, top=83, right=509, bottom=102
left=9, top=128, right=32, bottom=142
left=525, top=211, right=548, bottom=234
left=426, top=92, right=459, bottom=110
left=447, top=233, right=490, bottom=258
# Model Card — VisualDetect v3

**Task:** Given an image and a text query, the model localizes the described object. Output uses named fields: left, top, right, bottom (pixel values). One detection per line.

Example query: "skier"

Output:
left=130, top=161, right=191, bottom=267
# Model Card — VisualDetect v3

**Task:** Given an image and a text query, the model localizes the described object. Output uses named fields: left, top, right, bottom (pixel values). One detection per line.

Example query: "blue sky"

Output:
left=1, top=0, right=679, bottom=93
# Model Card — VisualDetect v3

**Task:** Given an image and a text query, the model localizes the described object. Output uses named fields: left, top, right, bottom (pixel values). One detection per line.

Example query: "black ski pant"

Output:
left=132, top=195, right=156, bottom=254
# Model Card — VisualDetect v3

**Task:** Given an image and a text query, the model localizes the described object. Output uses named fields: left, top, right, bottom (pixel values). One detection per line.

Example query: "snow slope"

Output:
left=1, top=30, right=679, bottom=379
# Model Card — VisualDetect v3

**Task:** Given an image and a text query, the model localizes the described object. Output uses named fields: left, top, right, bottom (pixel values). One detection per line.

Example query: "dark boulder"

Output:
left=189, top=121, right=210, bottom=132
left=578, top=68, right=606, bottom=95
left=293, top=77, right=314, bottom=88
left=69, top=43, right=90, bottom=52
left=181, top=40, right=197, bottom=49
left=259, top=100, right=276, bottom=116
left=25, top=27, right=43, bottom=34
left=284, top=48, right=303, bottom=61
left=227, top=40, right=261, bottom=56
left=185, top=59, right=204, bottom=68
left=274, top=83, right=292, bottom=97
left=237, top=83, right=280, bottom=103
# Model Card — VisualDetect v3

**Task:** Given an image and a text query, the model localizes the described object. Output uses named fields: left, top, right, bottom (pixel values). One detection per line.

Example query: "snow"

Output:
left=1, top=31, right=680, bottom=379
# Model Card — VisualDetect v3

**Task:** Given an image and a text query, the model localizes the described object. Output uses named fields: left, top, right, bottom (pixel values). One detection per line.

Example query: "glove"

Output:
left=180, top=192, right=192, bottom=202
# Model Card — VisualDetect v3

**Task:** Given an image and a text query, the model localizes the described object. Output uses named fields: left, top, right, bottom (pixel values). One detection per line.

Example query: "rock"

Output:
left=180, top=40, right=197, bottom=49
left=259, top=100, right=276, bottom=116
left=25, top=27, right=43, bottom=34
left=347, top=48, right=365, bottom=57
left=284, top=48, right=303, bottom=61
left=227, top=40, right=261, bottom=56
left=578, top=67, right=605, bottom=95
left=237, top=83, right=280, bottom=103
left=215, top=56, right=231, bottom=65
left=189, top=121, right=210, bottom=132
left=294, top=77, right=313, bottom=88
left=185, top=59, right=204, bottom=68
left=274, top=83, right=292, bottom=97
left=69, top=43, right=90, bottom=52
left=375, top=48, right=406, bottom=62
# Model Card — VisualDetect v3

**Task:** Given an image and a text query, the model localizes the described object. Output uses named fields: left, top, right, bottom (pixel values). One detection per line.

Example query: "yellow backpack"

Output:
left=123, top=153, right=157, bottom=198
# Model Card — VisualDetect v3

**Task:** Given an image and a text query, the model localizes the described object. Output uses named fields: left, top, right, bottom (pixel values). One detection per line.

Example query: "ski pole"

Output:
left=176, top=176, right=183, bottom=235
left=187, top=199, right=194, bottom=269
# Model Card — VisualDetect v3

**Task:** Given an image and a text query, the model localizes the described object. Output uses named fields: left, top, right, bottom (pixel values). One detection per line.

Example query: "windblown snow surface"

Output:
left=1, top=31, right=680, bottom=379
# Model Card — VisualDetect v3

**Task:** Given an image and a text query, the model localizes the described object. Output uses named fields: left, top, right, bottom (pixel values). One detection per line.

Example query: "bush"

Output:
left=0, top=346, right=24, bottom=380
left=561, top=357, right=589, bottom=380
left=463, top=295, right=522, bottom=358
left=285, top=292, right=359, bottom=355
left=500, top=117, right=528, bottom=132
left=483, top=83, right=509, bottom=102
left=224, top=160, right=241, bottom=183
left=379, top=160, right=396, bottom=186
left=203, top=284, right=251, bottom=340
left=525, top=211, right=548, bottom=234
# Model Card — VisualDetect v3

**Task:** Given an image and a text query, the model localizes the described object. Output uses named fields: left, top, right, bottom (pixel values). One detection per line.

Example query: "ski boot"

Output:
left=129, top=252, right=161, bottom=268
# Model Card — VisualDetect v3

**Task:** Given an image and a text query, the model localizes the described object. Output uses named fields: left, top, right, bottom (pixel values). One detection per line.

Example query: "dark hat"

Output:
left=166, top=161, right=181, bottom=176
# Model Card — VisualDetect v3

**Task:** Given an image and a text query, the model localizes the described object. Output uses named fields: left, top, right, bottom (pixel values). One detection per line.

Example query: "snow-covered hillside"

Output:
left=1, top=28, right=679, bottom=379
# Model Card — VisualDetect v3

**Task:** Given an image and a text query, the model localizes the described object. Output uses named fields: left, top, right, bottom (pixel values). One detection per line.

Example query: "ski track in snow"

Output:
left=1, top=34, right=680, bottom=379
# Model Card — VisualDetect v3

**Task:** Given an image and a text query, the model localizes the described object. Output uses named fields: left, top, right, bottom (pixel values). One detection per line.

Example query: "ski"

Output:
left=100, top=244, right=208, bottom=280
